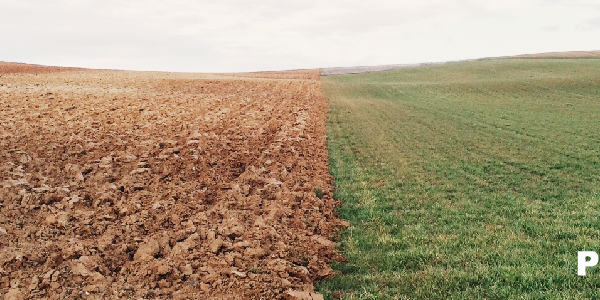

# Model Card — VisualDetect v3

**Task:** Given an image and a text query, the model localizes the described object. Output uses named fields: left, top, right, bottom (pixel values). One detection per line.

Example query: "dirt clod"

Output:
left=134, top=239, right=160, bottom=262
left=4, top=288, right=23, bottom=300
left=283, top=290, right=325, bottom=300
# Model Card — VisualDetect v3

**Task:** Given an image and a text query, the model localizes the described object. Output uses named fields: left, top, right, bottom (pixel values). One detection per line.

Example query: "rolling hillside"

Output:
left=319, top=58, right=600, bottom=299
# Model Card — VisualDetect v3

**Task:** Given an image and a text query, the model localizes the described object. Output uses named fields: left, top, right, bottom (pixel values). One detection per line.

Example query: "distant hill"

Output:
left=321, top=50, right=600, bottom=76
left=0, top=61, right=84, bottom=74
left=509, top=50, right=600, bottom=59
left=4, top=50, right=599, bottom=76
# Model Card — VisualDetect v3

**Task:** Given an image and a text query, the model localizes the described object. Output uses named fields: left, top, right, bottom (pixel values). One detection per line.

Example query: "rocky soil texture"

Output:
left=0, top=62, right=345, bottom=299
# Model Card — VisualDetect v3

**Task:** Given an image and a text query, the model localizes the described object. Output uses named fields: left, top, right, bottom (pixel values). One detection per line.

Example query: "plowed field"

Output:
left=0, top=62, right=345, bottom=299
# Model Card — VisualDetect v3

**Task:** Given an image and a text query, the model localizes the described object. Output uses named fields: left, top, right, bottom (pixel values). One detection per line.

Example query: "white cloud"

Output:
left=1, top=0, right=599, bottom=72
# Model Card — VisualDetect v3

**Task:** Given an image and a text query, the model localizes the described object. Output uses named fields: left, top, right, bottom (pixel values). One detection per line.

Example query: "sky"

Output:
left=1, top=0, right=600, bottom=73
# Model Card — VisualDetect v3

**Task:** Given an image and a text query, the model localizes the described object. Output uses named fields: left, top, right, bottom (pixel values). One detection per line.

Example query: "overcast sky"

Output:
left=1, top=0, right=600, bottom=73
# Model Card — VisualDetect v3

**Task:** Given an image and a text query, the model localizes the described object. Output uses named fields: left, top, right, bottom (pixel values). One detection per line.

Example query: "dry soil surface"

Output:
left=0, top=62, right=346, bottom=299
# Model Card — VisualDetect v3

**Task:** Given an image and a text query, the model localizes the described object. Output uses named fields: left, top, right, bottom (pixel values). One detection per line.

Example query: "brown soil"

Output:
left=0, top=62, right=346, bottom=299
left=0, top=62, right=82, bottom=74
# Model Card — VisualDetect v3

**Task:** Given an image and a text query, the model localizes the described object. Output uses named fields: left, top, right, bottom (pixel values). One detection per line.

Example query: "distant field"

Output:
left=513, top=51, right=600, bottom=59
left=321, top=63, right=443, bottom=76
left=318, top=58, right=600, bottom=299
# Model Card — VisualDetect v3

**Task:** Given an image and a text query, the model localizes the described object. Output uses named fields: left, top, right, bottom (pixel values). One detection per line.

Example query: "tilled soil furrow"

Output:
left=0, top=63, right=345, bottom=299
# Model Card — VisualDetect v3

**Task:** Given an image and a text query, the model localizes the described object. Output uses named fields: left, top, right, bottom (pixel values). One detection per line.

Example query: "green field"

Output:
left=317, top=59, right=600, bottom=299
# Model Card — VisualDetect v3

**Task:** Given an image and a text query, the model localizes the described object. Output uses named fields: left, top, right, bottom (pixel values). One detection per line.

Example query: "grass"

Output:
left=317, top=58, right=600, bottom=299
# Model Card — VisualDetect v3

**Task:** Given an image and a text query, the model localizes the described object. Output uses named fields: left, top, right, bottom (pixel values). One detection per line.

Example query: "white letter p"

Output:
left=578, top=251, right=598, bottom=276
